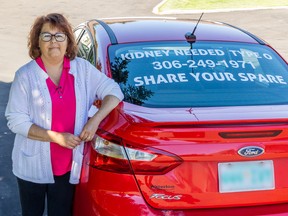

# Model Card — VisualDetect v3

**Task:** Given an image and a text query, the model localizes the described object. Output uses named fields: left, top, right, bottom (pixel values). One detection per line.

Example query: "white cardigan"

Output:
left=5, top=57, right=124, bottom=184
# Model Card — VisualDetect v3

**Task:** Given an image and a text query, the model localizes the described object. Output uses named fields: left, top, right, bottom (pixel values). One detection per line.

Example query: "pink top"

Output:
left=36, top=57, right=76, bottom=176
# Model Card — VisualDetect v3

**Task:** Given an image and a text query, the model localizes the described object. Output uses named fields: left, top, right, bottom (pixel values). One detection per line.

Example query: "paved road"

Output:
left=0, top=0, right=287, bottom=215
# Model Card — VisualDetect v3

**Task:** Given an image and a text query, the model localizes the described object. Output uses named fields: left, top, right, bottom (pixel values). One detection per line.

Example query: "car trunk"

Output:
left=121, top=104, right=288, bottom=209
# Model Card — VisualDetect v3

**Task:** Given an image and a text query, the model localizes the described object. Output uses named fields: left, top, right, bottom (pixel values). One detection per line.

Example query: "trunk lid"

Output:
left=121, top=104, right=288, bottom=209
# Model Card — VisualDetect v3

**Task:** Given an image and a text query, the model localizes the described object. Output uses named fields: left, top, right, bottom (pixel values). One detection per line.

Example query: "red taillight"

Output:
left=127, top=146, right=183, bottom=175
left=90, top=130, right=183, bottom=175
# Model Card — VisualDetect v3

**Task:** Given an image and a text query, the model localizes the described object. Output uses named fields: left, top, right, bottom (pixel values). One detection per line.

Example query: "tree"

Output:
left=111, top=57, right=154, bottom=106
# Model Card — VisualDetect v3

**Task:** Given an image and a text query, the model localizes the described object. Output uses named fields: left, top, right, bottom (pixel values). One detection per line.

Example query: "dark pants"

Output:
left=17, top=172, right=75, bottom=216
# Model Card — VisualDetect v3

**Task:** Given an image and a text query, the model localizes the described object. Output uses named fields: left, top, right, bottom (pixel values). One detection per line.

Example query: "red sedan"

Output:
left=73, top=17, right=288, bottom=216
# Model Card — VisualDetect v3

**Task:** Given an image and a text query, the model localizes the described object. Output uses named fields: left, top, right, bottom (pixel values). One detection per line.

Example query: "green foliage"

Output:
left=110, top=57, right=154, bottom=106
left=159, top=0, right=288, bottom=12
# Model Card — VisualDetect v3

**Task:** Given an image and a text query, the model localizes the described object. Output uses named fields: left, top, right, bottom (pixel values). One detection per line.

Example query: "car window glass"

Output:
left=74, top=28, right=84, bottom=41
left=77, top=30, right=94, bottom=64
left=109, top=41, right=288, bottom=108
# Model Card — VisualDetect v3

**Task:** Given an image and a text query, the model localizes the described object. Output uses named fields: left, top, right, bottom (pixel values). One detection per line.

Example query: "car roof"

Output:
left=92, top=17, right=266, bottom=45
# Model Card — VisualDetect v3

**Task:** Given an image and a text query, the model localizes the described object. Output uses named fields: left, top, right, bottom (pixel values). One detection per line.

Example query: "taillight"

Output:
left=90, top=130, right=183, bottom=175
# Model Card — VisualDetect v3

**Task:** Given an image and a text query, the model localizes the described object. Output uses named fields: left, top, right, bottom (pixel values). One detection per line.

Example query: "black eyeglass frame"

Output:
left=39, top=32, right=67, bottom=42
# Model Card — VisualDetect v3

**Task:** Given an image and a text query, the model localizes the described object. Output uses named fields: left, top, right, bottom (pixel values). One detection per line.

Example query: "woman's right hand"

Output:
left=28, top=124, right=82, bottom=149
left=55, top=132, right=82, bottom=149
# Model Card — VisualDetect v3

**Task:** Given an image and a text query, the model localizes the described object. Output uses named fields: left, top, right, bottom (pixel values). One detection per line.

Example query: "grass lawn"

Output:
left=158, top=0, right=288, bottom=13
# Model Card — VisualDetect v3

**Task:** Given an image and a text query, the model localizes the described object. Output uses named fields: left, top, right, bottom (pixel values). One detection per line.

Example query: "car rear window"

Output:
left=108, top=41, right=288, bottom=108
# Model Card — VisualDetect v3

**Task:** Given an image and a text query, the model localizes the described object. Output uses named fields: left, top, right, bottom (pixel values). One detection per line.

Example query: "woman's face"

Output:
left=39, top=23, right=68, bottom=62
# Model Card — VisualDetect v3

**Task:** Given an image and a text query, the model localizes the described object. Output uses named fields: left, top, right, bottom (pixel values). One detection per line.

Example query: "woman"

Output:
left=5, top=13, right=123, bottom=216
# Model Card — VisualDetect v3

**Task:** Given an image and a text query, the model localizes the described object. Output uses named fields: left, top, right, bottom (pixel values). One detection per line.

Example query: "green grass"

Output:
left=158, top=0, right=288, bottom=13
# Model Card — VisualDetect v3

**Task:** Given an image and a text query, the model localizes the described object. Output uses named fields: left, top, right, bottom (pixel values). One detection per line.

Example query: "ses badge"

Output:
left=238, top=146, right=264, bottom=157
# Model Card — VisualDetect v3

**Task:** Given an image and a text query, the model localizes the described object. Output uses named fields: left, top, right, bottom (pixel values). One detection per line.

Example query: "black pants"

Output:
left=17, top=172, right=75, bottom=216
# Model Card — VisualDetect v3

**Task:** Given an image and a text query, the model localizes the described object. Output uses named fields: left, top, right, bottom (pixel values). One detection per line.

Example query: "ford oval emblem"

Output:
left=238, top=146, right=264, bottom=157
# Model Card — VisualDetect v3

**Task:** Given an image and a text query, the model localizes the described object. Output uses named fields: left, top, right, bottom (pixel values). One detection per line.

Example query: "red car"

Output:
left=73, top=17, right=288, bottom=216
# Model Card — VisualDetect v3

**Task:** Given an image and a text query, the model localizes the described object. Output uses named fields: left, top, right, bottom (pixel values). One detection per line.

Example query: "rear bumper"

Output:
left=73, top=164, right=288, bottom=216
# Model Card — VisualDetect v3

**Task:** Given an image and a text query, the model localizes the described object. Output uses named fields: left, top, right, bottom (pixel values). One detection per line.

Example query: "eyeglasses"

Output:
left=39, top=32, right=67, bottom=42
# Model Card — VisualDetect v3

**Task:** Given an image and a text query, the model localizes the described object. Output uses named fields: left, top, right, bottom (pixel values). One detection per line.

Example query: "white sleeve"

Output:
left=5, top=71, right=33, bottom=137
left=87, top=61, right=124, bottom=101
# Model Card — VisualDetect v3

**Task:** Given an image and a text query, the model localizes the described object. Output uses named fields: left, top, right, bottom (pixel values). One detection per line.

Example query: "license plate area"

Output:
left=218, top=160, right=275, bottom=193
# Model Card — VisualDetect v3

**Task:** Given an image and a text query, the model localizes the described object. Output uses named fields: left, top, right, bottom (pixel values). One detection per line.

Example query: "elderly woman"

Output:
left=5, top=13, right=123, bottom=216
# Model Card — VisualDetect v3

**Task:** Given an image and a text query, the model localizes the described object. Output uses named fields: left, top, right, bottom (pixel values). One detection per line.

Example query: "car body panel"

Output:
left=78, top=103, right=288, bottom=211
left=74, top=142, right=288, bottom=216
left=122, top=103, right=288, bottom=123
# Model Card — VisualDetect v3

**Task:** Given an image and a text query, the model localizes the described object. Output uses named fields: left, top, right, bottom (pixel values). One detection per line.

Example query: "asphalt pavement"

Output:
left=0, top=1, right=287, bottom=215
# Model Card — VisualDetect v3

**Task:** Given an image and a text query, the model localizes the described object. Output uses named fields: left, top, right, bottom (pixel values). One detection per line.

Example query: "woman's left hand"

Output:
left=79, top=116, right=100, bottom=142
left=80, top=95, right=121, bottom=142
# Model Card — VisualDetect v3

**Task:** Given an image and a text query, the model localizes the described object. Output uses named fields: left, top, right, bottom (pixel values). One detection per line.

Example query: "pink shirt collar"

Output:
left=35, top=56, right=70, bottom=72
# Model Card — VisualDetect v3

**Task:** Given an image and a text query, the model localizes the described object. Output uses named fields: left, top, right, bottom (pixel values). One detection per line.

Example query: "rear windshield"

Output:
left=108, top=41, right=288, bottom=108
